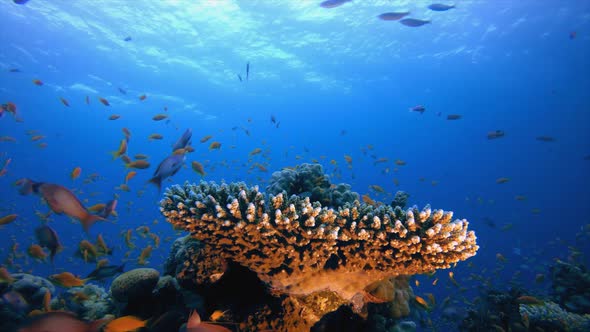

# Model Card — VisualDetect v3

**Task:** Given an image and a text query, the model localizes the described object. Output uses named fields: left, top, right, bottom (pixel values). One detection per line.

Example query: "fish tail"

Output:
left=81, top=214, right=105, bottom=233
left=147, top=176, right=162, bottom=192
left=110, top=151, right=119, bottom=160
left=17, top=178, right=37, bottom=195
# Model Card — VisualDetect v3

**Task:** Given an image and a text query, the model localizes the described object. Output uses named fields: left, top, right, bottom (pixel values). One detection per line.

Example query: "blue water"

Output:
left=1, top=0, right=589, bottom=331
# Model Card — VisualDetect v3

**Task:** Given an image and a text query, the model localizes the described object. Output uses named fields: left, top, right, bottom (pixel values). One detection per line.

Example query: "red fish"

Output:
left=59, top=98, right=70, bottom=107
left=139, top=94, right=147, bottom=101
left=98, top=97, right=110, bottom=106
left=18, top=179, right=105, bottom=232
left=186, top=310, right=231, bottom=332
left=17, top=311, right=106, bottom=332
left=32, top=79, right=43, bottom=86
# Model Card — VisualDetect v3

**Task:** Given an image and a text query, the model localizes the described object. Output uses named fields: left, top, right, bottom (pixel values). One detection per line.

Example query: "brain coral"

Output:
left=160, top=179, right=478, bottom=309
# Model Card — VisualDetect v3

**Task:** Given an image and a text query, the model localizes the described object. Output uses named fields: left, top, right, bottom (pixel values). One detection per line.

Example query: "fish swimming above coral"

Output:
left=18, top=179, right=106, bottom=232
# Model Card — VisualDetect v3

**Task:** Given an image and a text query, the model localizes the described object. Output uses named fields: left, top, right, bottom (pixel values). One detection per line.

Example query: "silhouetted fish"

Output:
left=246, top=62, right=250, bottom=80
left=320, top=0, right=351, bottom=8
left=13, top=0, right=30, bottom=4
left=35, top=225, right=62, bottom=263
left=400, top=18, right=431, bottom=27
left=377, top=12, right=410, bottom=21
left=428, top=3, right=455, bottom=11
left=124, top=36, right=132, bottom=42
left=85, top=264, right=125, bottom=281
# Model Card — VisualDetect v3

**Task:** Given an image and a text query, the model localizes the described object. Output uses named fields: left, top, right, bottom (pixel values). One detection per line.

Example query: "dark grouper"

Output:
left=148, top=154, right=186, bottom=191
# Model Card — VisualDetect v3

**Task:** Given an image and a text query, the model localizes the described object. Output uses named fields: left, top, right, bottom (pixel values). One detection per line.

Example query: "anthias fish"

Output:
left=19, top=179, right=105, bottom=232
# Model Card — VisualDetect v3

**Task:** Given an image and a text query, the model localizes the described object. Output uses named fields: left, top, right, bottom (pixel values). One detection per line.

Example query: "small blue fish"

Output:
left=320, top=0, right=351, bottom=8
left=377, top=12, right=410, bottom=21
left=428, top=3, right=455, bottom=11
left=148, top=154, right=185, bottom=191
left=124, top=36, right=132, bottom=42
left=13, top=0, right=30, bottom=5
left=400, top=18, right=431, bottom=27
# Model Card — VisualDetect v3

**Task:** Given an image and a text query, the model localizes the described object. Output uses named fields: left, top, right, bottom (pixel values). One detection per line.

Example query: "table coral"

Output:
left=160, top=180, right=478, bottom=308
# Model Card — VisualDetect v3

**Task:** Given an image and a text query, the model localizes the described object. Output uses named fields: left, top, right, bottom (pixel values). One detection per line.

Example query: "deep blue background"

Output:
left=0, top=1, right=589, bottom=330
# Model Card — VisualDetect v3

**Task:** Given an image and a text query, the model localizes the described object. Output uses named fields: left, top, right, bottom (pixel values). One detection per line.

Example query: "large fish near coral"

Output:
left=148, top=154, right=185, bottom=191
left=18, top=179, right=105, bottom=232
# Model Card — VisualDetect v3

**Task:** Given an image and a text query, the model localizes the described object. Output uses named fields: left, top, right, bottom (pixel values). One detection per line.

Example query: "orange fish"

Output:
left=139, top=94, right=147, bottom=101
left=117, top=184, right=131, bottom=192
left=138, top=245, right=152, bottom=265
left=0, top=157, right=12, bottom=177
left=125, top=160, right=150, bottom=169
left=111, top=139, right=128, bottom=159
left=71, top=167, right=82, bottom=180
left=18, top=179, right=105, bottom=232
left=108, top=114, right=121, bottom=120
left=98, top=97, right=110, bottom=106
left=104, top=316, right=146, bottom=332
left=200, top=135, right=213, bottom=143
left=209, top=141, right=221, bottom=150
left=149, top=134, right=163, bottom=140
left=0, top=213, right=17, bottom=226
left=414, top=296, right=429, bottom=309
left=49, top=272, right=86, bottom=288
left=0, top=267, right=15, bottom=283
left=394, top=159, right=406, bottom=166
left=59, top=97, right=70, bottom=107
left=32, top=79, right=43, bottom=86
left=43, top=290, right=51, bottom=312
left=186, top=310, right=231, bottom=332
left=124, top=229, right=135, bottom=249
left=122, top=128, right=131, bottom=141
left=31, top=135, right=45, bottom=141
left=125, top=171, right=137, bottom=183
left=152, top=114, right=167, bottom=121
left=27, top=244, right=48, bottom=261
left=121, top=155, right=132, bottom=164
left=369, top=185, right=385, bottom=193
left=134, top=154, right=148, bottom=160
left=249, top=148, right=262, bottom=156
left=191, top=161, right=205, bottom=176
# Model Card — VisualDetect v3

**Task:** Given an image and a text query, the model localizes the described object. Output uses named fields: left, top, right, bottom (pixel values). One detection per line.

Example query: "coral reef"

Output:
left=266, top=163, right=359, bottom=207
left=160, top=166, right=478, bottom=330
left=161, top=181, right=478, bottom=302
left=550, top=260, right=590, bottom=314
left=6, top=273, right=55, bottom=308
left=110, top=268, right=160, bottom=302
left=63, top=284, right=114, bottom=320
left=459, top=288, right=525, bottom=331
left=520, top=301, right=590, bottom=332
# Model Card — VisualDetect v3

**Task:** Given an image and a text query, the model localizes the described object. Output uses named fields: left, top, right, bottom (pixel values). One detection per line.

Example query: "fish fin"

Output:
left=81, top=214, right=105, bottom=233
left=147, top=177, right=162, bottom=192
left=18, top=178, right=35, bottom=195
left=187, top=309, right=201, bottom=328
